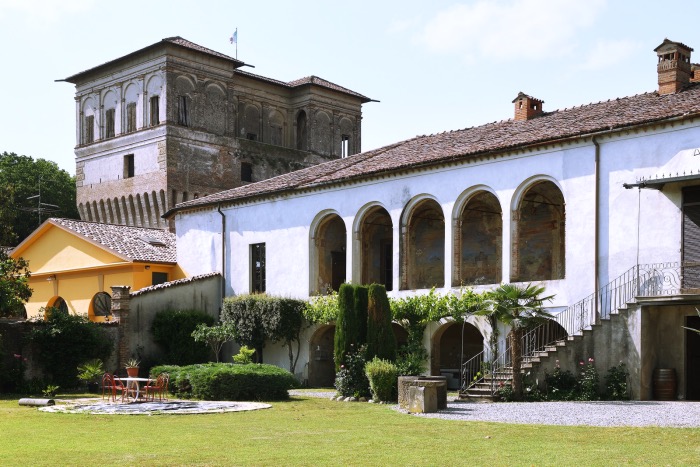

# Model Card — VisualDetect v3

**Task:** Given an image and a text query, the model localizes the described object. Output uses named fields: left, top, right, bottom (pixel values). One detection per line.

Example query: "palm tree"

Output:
left=477, top=283, right=554, bottom=400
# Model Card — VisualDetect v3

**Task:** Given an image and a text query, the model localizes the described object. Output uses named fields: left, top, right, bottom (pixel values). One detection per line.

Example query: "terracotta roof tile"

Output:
left=131, top=272, right=220, bottom=296
left=168, top=85, right=700, bottom=215
left=235, top=70, right=372, bottom=102
left=50, top=218, right=176, bottom=263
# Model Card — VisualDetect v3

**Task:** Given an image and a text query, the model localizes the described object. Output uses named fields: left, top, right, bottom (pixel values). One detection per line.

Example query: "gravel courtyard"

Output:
left=289, top=390, right=700, bottom=428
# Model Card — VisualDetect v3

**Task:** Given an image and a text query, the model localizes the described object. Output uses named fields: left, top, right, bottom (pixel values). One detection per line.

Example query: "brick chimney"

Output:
left=655, top=39, right=693, bottom=95
left=512, top=92, right=544, bottom=121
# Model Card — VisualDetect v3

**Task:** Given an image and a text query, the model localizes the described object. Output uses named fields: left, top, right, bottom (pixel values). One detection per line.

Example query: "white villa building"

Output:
left=165, top=39, right=700, bottom=400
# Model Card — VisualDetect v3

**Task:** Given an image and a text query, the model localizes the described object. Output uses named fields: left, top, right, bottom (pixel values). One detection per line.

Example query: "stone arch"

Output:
left=112, top=197, right=122, bottom=224
left=452, top=188, right=503, bottom=286
left=401, top=196, right=445, bottom=290
left=310, top=211, right=347, bottom=294
left=314, top=110, right=332, bottom=155
left=296, top=110, right=308, bottom=150
left=204, top=82, right=226, bottom=135
left=430, top=321, right=484, bottom=385
left=146, top=73, right=163, bottom=126
left=124, top=82, right=140, bottom=132
left=268, top=109, right=284, bottom=146
left=308, top=324, right=336, bottom=387
left=511, top=178, right=565, bottom=282
left=81, top=96, right=97, bottom=144
left=357, top=204, right=393, bottom=290
left=239, top=102, right=260, bottom=139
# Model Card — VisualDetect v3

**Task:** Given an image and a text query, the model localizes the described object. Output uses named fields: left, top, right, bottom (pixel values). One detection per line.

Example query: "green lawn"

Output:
left=0, top=394, right=698, bottom=466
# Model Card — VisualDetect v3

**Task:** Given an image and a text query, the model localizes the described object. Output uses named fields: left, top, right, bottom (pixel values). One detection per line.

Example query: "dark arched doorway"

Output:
left=308, top=324, right=336, bottom=387
left=431, top=321, right=483, bottom=388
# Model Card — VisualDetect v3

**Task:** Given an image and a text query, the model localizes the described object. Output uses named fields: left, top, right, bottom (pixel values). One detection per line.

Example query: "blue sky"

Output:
left=1, top=0, right=700, bottom=175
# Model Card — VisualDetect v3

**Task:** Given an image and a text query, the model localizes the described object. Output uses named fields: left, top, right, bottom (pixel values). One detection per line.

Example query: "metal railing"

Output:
left=460, top=262, right=699, bottom=395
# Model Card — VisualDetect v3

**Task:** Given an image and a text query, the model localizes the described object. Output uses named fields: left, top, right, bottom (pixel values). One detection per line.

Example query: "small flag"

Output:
left=230, top=29, right=237, bottom=44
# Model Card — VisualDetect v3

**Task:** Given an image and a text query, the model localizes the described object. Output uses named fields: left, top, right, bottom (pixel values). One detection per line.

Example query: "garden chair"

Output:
left=101, top=373, right=113, bottom=401
left=144, top=373, right=168, bottom=402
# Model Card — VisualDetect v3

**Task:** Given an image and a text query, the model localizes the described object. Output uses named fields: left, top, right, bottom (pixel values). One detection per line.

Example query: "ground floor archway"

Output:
left=431, top=321, right=484, bottom=388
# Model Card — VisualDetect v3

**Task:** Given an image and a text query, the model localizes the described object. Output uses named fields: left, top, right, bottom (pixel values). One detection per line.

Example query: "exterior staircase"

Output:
left=459, top=262, right=687, bottom=401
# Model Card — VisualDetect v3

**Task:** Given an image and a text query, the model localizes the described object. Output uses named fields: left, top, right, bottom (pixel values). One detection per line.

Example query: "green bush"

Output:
left=334, top=344, right=370, bottom=398
left=29, top=308, right=112, bottom=388
left=233, top=345, right=256, bottom=364
left=151, top=363, right=299, bottom=401
left=604, top=362, right=630, bottom=400
left=364, top=357, right=398, bottom=402
left=151, top=310, right=215, bottom=365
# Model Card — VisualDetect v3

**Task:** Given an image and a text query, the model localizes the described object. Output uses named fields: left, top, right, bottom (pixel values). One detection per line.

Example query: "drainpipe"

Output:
left=592, top=137, right=601, bottom=325
left=217, top=204, right=226, bottom=302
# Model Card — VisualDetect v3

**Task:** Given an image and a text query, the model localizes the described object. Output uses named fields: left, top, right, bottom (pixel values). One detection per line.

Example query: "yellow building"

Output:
left=11, top=218, right=185, bottom=321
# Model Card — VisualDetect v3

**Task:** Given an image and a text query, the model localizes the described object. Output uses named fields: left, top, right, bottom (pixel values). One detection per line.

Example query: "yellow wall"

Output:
left=16, top=226, right=124, bottom=274
left=16, top=224, right=182, bottom=321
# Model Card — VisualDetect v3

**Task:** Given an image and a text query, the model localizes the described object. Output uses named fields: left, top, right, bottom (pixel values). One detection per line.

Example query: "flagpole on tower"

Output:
left=230, top=28, right=238, bottom=59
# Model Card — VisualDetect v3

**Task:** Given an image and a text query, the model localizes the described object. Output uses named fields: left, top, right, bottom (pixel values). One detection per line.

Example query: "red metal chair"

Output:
left=144, top=373, right=169, bottom=402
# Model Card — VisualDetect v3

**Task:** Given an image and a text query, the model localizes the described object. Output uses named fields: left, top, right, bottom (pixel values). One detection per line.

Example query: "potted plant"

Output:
left=125, top=358, right=140, bottom=378
left=77, top=358, right=104, bottom=393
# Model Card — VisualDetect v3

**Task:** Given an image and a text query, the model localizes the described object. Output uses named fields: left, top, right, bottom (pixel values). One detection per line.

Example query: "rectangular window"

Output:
left=150, top=96, right=160, bottom=126
left=341, top=135, right=350, bottom=158
left=105, top=109, right=115, bottom=138
left=85, top=115, right=94, bottom=143
left=251, top=243, right=266, bottom=293
left=241, top=162, right=253, bottom=182
left=246, top=133, right=257, bottom=141
left=124, top=154, right=134, bottom=178
left=178, top=95, right=189, bottom=126
left=126, top=103, right=137, bottom=132
left=152, top=272, right=168, bottom=286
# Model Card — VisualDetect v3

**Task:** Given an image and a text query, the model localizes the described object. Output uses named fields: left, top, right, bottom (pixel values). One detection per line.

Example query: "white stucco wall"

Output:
left=175, top=118, right=700, bottom=379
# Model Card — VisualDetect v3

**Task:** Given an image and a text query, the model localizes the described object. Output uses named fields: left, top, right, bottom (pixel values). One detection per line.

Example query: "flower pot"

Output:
left=126, top=367, right=139, bottom=378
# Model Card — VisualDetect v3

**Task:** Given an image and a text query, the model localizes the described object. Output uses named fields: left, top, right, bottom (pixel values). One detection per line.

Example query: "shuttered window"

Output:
left=682, top=186, right=700, bottom=288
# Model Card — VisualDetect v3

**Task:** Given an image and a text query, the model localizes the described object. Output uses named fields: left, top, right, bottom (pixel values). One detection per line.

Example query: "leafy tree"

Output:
left=0, top=185, right=17, bottom=246
left=260, top=297, right=307, bottom=374
left=0, top=151, right=79, bottom=245
left=476, top=283, right=554, bottom=401
left=191, top=322, right=238, bottom=363
left=0, top=248, right=31, bottom=317
left=366, top=284, right=396, bottom=362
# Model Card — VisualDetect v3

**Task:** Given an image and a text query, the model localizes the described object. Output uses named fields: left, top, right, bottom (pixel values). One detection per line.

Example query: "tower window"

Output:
left=84, top=115, right=94, bottom=144
left=178, top=95, right=189, bottom=126
left=124, top=154, right=134, bottom=178
left=241, top=162, right=253, bottom=182
left=126, top=103, right=137, bottom=132
left=150, top=96, right=160, bottom=126
left=105, top=109, right=115, bottom=138
left=246, top=133, right=257, bottom=141
left=341, top=135, right=350, bottom=158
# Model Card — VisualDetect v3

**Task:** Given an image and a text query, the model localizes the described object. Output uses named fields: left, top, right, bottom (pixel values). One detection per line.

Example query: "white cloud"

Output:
left=419, top=0, right=607, bottom=62
left=578, top=39, right=639, bottom=70
left=0, top=0, right=94, bottom=23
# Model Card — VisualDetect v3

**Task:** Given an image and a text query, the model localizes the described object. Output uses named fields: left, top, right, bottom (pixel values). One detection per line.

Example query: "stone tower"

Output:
left=62, top=37, right=372, bottom=229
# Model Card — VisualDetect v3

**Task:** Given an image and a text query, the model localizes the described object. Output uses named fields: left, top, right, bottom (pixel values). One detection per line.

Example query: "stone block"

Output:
left=408, top=385, right=438, bottom=413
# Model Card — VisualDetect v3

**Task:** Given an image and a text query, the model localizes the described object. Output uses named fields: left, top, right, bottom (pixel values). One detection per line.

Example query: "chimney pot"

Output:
left=654, top=39, right=693, bottom=95
left=512, top=92, right=544, bottom=121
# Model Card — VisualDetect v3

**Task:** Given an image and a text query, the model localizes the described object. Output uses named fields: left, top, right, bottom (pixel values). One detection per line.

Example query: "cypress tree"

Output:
left=366, top=284, right=397, bottom=362
left=334, top=283, right=355, bottom=371
left=353, top=285, right=369, bottom=345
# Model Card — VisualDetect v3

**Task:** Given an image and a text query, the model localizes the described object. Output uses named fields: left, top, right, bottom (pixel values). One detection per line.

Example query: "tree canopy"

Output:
left=0, top=151, right=79, bottom=246
left=0, top=248, right=31, bottom=317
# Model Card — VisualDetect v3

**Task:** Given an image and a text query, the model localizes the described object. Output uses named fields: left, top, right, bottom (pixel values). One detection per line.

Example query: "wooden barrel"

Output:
left=653, top=368, right=677, bottom=401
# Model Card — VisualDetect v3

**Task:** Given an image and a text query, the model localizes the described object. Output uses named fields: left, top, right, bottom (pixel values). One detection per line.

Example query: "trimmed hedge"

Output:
left=365, top=357, right=398, bottom=402
left=151, top=310, right=215, bottom=365
left=150, top=363, right=299, bottom=401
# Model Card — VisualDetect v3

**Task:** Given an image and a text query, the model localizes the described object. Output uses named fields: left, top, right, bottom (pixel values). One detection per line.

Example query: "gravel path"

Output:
left=289, top=391, right=700, bottom=427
